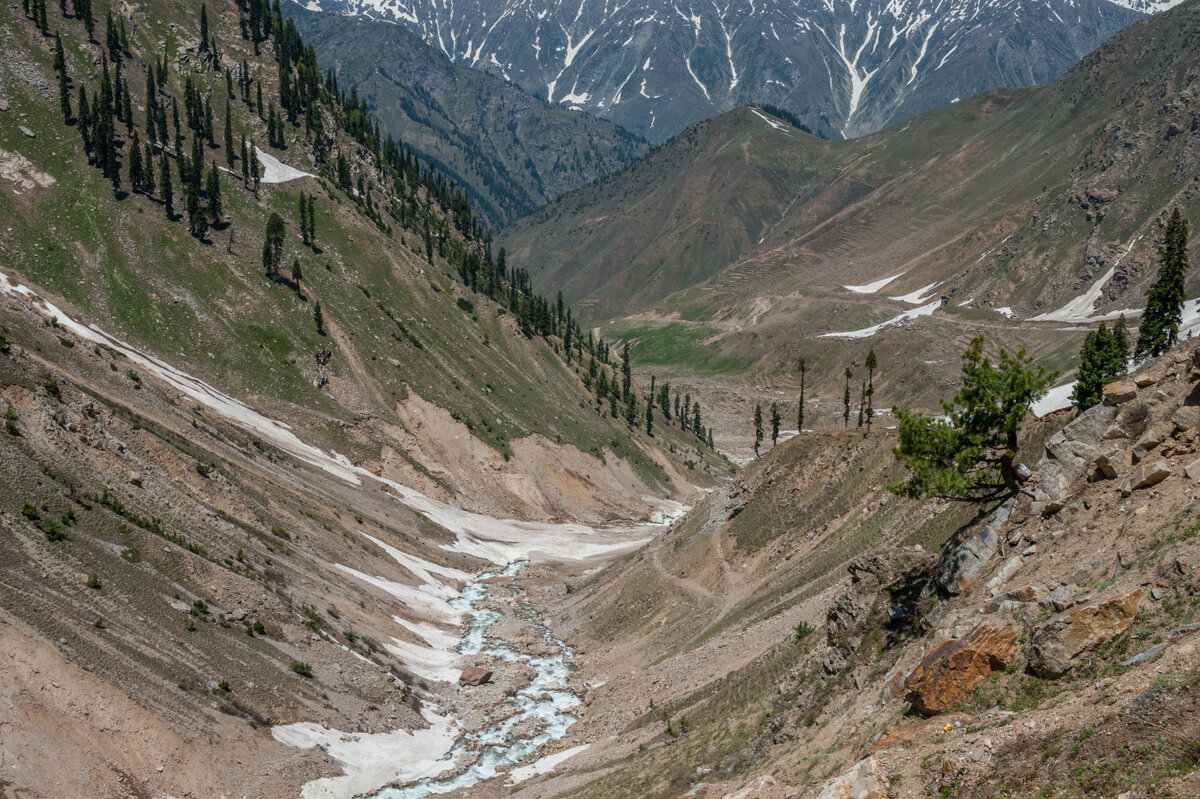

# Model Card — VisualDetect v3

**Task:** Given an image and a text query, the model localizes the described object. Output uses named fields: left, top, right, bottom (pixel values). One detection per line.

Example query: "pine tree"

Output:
left=298, top=193, right=310, bottom=245
left=621, top=341, right=632, bottom=401
left=224, top=99, right=234, bottom=167
left=624, top=393, right=637, bottom=427
left=262, top=212, right=285, bottom=279
left=1113, top=314, right=1130, bottom=362
left=865, top=349, right=877, bottom=433
left=291, top=257, right=303, bottom=290
left=1136, top=208, right=1190, bottom=360
left=692, top=402, right=701, bottom=437
left=199, top=4, right=209, bottom=51
left=893, top=336, right=1055, bottom=501
left=753, top=403, right=763, bottom=457
left=77, top=87, right=91, bottom=154
left=78, top=0, right=94, bottom=39
left=159, top=152, right=174, bottom=218
left=843, top=367, right=852, bottom=429
left=205, top=160, right=222, bottom=223
left=314, top=301, right=326, bottom=335
left=796, top=358, right=806, bottom=433
left=58, top=60, right=72, bottom=124
left=857, top=382, right=866, bottom=428
left=1072, top=323, right=1127, bottom=412
left=305, top=194, right=316, bottom=247
left=37, top=0, right=48, bottom=34
left=142, top=141, right=154, bottom=195
left=645, top=403, right=654, bottom=436
left=53, top=32, right=65, bottom=73
left=770, top=403, right=781, bottom=448
left=127, top=131, right=143, bottom=192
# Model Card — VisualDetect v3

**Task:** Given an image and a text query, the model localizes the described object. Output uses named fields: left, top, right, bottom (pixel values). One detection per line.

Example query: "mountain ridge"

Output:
left=310, top=0, right=1151, bottom=141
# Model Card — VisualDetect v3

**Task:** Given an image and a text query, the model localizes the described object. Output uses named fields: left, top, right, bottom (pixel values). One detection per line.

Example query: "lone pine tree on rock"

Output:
left=891, top=335, right=1055, bottom=502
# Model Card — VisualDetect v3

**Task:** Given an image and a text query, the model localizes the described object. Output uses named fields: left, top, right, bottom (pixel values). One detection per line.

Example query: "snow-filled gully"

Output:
left=0, top=270, right=647, bottom=797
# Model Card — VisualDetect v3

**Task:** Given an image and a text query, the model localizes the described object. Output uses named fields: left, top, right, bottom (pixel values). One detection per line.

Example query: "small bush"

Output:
left=195, top=461, right=216, bottom=477
left=218, top=680, right=230, bottom=692
left=43, top=380, right=61, bottom=400
left=794, top=622, right=814, bottom=642
left=185, top=618, right=196, bottom=632
left=120, top=547, right=141, bottom=562
left=92, top=616, right=105, bottom=629
left=290, top=660, right=313, bottom=677
left=86, top=572, right=101, bottom=589
left=5, top=406, right=19, bottom=436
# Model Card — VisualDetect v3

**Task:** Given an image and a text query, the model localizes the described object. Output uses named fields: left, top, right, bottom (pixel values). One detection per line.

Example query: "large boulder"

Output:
left=934, top=504, right=1009, bottom=595
left=814, top=756, right=889, bottom=799
left=1027, top=589, right=1142, bottom=678
left=458, top=666, right=492, bottom=686
left=1102, top=382, right=1138, bottom=405
left=904, top=621, right=1019, bottom=716
left=1126, top=460, right=1172, bottom=492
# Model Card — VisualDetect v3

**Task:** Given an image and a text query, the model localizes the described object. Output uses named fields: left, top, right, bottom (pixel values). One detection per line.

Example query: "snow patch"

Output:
left=506, top=744, right=591, bottom=785
left=888, top=280, right=941, bottom=305
left=272, top=709, right=459, bottom=799
left=256, top=147, right=315, bottom=184
left=844, top=271, right=905, bottom=294
left=995, top=306, right=1014, bottom=318
left=1031, top=381, right=1076, bottom=418
left=819, top=298, right=941, bottom=339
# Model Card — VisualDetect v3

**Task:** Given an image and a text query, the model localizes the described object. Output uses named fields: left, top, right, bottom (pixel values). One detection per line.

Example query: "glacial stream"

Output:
left=374, top=561, right=582, bottom=798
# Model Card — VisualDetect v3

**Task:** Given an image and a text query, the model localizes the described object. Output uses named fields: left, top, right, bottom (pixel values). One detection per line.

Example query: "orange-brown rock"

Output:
left=458, top=666, right=492, bottom=686
left=1027, top=589, right=1142, bottom=677
left=904, top=621, right=1018, bottom=716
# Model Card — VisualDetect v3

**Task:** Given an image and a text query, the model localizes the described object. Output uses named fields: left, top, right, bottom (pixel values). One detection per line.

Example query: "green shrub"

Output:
left=290, top=660, right=313, bottom=677
left=86, top=573, right=101, bottom=589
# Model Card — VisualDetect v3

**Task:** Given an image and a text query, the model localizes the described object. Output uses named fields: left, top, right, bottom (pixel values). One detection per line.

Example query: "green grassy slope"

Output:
left=0, top=0, right=725, bottom=500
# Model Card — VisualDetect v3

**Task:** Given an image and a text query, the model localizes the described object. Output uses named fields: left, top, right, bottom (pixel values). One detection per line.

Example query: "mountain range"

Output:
left=310, top=0, right=1164, bottom=141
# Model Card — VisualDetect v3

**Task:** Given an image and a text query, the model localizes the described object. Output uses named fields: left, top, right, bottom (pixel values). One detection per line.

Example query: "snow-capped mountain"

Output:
left=308, top=0, right=1169, bottom=141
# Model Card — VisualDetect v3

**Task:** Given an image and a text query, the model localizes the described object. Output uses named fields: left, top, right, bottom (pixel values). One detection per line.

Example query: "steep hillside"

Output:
left=311, top=0, right=1147, bottom=142
left=0, top=0, right=728, bottom=795
left=286, top=5, right=647, bottom=227
left=493, top=341, right=1200, bottom=799
left=504, top=0, right=1200, bottom=418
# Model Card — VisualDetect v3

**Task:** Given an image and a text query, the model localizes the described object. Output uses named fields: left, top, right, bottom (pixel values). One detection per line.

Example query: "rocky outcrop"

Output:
left=934, top=503, right=1010, bottom=595
left=1030, top=405, right=1114, bottom=515
left=814, top=756, right=889, bottom=799
left=904, top=621, right=1019, bottom=716
left=823, top=548, right=937, bottom=673
left=1027, top=589, right=1142, bottom=677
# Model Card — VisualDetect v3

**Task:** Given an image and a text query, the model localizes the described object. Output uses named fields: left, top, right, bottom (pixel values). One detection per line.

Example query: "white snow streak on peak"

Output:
left=822, top=17, right=881, bottom=136
left=1029, top=236, right=1142, bottom=323
left=843, top=271, right=905, bottom=294
left=819, top=298, right=941, bottom=339
left=255, top=147, right=315, bottom=184
left=749, top=108, right=791, bottom=134
left=889, top=280, right=941, bottom=304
